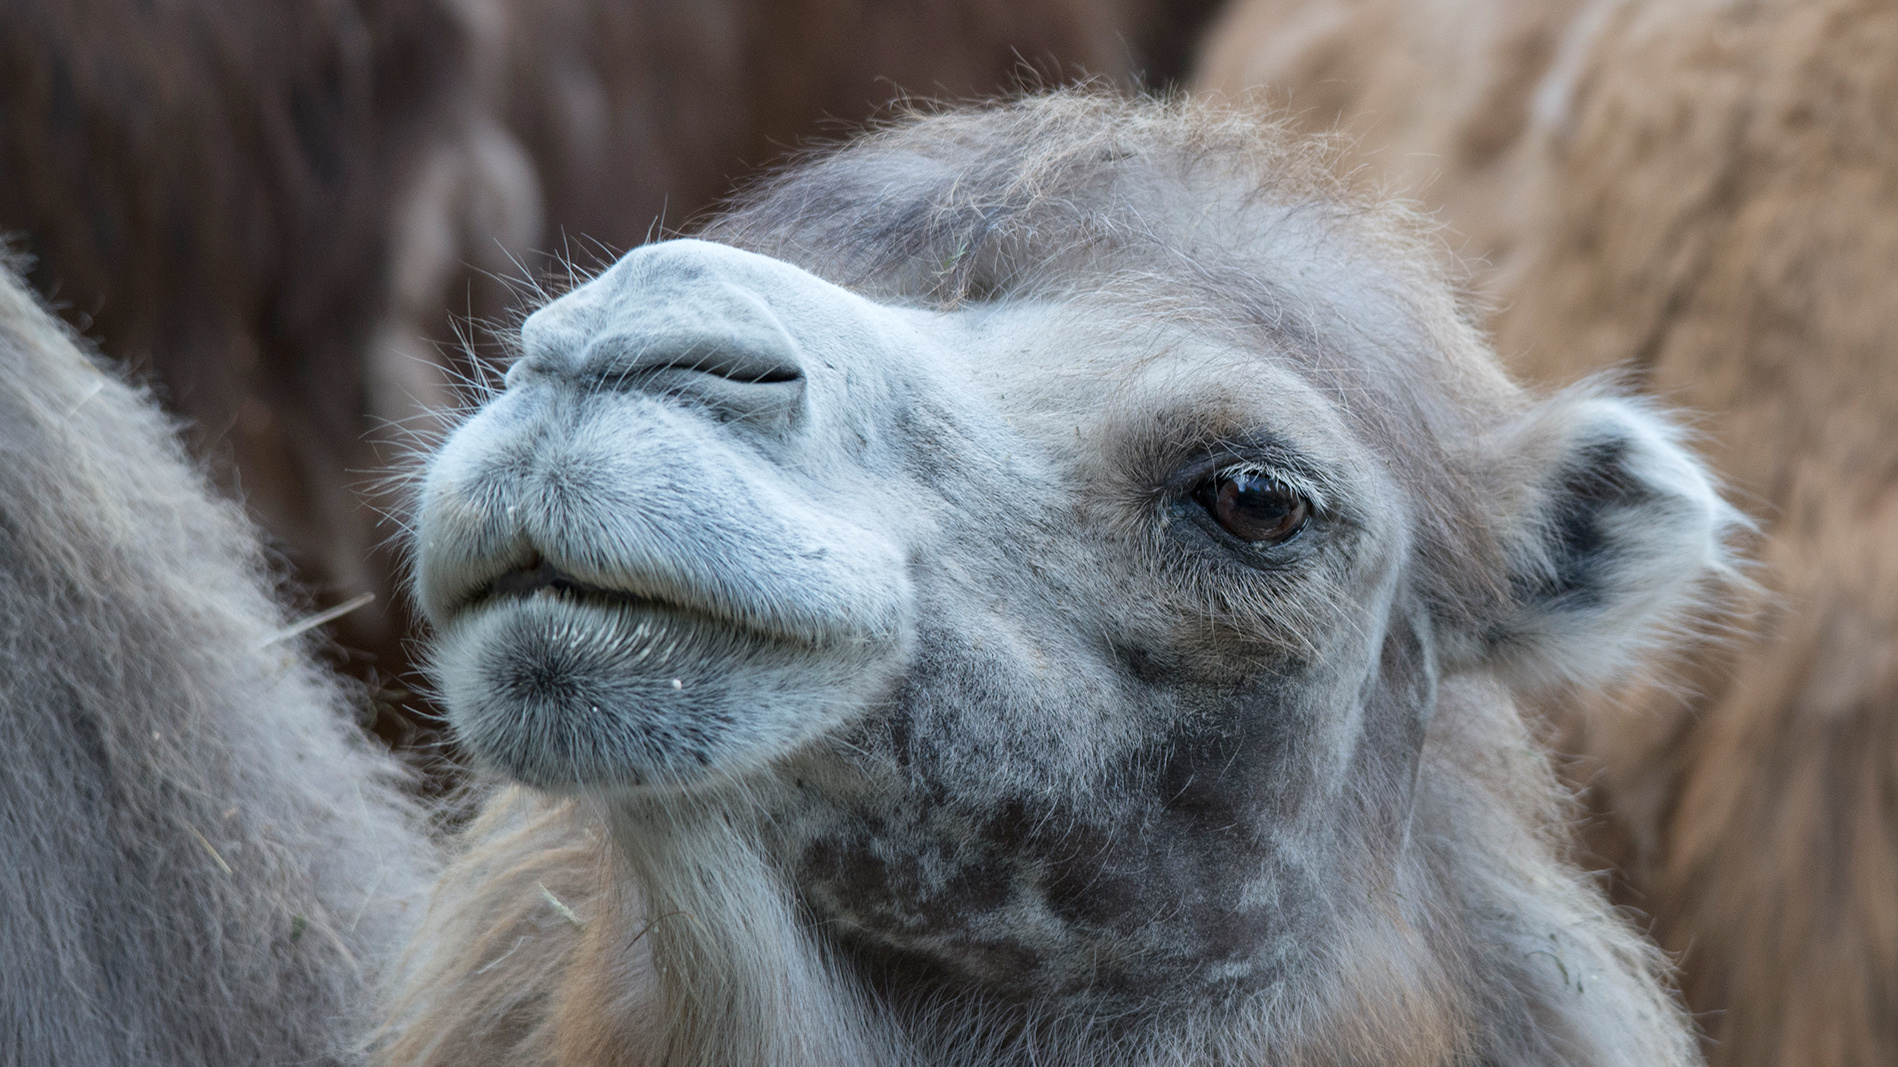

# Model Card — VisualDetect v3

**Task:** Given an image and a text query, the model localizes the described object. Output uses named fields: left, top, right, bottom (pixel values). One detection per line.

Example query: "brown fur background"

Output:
left=499, top=0, right=1227, bottom=263
left=1198, top=0, right=1898, bottom=1062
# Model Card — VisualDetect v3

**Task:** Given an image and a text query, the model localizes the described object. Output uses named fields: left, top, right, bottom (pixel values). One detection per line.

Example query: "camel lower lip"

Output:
left=448, top=593, right=767, bottom=686
left=435, top=594, right=893, bottom=790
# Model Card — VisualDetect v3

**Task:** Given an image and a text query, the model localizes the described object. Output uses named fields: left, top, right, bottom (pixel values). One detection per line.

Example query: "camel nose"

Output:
left=509, top=245, right=807, bottom=433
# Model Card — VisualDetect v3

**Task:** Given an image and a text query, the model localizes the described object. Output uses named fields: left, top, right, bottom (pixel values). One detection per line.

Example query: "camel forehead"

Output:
left=944, top=301, right=1377, bottom=468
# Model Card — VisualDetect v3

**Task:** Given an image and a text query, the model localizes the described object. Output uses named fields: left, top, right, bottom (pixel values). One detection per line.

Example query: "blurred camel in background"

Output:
left=0, top=260, right=429, bottom=1065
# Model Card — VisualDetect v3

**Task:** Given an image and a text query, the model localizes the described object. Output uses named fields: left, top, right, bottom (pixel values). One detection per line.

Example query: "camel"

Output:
left=382, top=94, right=1734, bottom=1065
left=1196, top=2, right=1898, bottom=1063
left=0, top=261, right=431, bottom=1064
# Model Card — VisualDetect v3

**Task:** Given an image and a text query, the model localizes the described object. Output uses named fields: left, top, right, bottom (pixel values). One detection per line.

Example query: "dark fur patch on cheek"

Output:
left=1110, top=638, right=1183, bottom=687
left=1152, top=722, right=1270, bottom=828
left=794, top=815, right=1051, bottom=987
left=1037, top=822, right=1154, bottom=934
left=788, top=691, right=1329, bottom=1002
left=780, top=615, right=1386, bottom=1004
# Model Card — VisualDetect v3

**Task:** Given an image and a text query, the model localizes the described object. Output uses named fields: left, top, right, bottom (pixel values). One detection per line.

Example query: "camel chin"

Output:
left=434, top=592, right=907, bottom=790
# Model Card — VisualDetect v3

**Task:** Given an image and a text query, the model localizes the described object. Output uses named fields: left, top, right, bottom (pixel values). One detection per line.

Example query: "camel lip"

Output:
left=481, top=557, right=631, bottom=604
left=451, top=553, right=826, bottom=650
left=461, top=556, right=696, bottom=629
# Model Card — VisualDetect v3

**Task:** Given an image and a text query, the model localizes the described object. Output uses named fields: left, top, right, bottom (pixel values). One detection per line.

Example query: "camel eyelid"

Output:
left=1156, top=440, right=1334, bottom=519
left=1208, top=462, right=1329, bottom=516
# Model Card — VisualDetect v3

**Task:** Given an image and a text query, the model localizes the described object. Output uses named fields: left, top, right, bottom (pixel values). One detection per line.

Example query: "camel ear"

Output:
left=1470, top=387, right=1740, bottom=690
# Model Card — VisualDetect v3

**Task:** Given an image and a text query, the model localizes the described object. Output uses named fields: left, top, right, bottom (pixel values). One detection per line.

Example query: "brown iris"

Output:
left=1197, top=469, right=1310, bottom=543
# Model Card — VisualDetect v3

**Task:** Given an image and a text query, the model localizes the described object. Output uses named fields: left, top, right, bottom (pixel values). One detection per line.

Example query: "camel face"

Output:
left=396, top=99, right=1734, bottom=1063
left=421, top=234, right=1446, bottom=1001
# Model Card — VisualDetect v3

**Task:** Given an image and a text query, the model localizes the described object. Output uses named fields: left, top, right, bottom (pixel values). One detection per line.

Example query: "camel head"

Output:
left=412, top=96, right=1729, bottom=1054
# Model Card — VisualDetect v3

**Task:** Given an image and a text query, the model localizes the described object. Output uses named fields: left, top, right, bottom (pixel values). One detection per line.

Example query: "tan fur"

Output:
left=380, top=791, right=603, bottom=1065
left=1196, top=1, right=1898, bottom=1062
left=1195, top=0, right=1574, bottom=273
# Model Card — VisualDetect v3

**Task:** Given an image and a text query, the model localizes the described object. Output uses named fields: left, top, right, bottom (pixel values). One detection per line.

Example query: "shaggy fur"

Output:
left=1196, top=2, right=1898, bottom=1063
left=384, top=94, right=1733, bottom=1065
left=0, top=262, right=432, bottom=1063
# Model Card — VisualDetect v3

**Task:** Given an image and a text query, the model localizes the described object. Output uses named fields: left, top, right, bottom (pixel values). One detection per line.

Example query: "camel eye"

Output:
left=1196, top=469, right=1310, bottom=544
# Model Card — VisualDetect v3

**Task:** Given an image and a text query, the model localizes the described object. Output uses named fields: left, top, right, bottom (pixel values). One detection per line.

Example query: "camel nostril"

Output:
left=600, top=345, right=808, bottom=432
left=577, top=327, right=806, bottom=391
left=719, top=362, right=801, bottom=385
left=514, top=254, right=811, bottom=429
left=633, top=351, right=803, bottom=387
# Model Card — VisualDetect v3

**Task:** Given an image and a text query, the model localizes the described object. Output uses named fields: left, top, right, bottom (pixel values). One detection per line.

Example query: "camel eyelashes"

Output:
left=1194, top=467, right=1311, bottom=544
